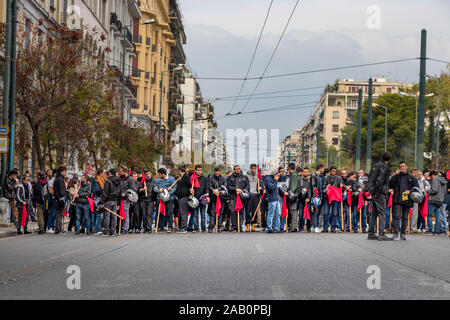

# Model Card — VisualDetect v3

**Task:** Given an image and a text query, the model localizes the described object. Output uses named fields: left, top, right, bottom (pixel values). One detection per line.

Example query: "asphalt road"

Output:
left=1, top=231, right=450, bottom=300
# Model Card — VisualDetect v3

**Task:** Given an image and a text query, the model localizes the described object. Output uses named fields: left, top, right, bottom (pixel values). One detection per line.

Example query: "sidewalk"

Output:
left=0, top=222, right=40, bottom=238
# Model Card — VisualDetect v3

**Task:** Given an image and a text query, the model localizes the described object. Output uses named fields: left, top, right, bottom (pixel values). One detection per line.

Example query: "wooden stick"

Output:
left=377, top=217, right=379, bottom=235
left=252, top=196, right=263, bottom=222
left=237, top=211, right=240, bottom=233
left=104, top=207, right=124, bottom=220
left=349, top=206, right=352, bottom=232
left=144, top=181, right=148, bottom=197
left=304, top=218, right=307, bottom=232
left=169, top=176, right=181, bottom=189
left=389, top=207, right=392, bottom=232
left=215, top=209, right=219, bottom=233
left=198, top=207, right=201, bottom=233
left=155, top=203, right=161, bottom=234
left=286, top=216, right=288, bottom=233
left=341, top=201, right=344, bottom=232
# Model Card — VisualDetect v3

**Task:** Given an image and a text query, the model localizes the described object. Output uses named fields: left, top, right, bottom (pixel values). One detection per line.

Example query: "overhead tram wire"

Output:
left=226, top=0, right=275, bottom=116
left=239, top=0, right=301, bottom=114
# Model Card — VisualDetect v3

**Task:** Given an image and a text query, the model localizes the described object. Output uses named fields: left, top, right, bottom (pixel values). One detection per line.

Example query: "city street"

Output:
left=1, top=232, right=449, bottom=300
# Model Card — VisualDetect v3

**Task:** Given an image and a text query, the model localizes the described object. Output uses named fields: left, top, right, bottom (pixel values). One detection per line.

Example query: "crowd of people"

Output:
left=2, top=152, right=449, bottom=240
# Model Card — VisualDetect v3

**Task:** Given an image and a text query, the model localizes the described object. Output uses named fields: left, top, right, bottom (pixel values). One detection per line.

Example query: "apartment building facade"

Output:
left=297, top=78, right=411, bottom=167
left=279, top=130, right=300, bottom=169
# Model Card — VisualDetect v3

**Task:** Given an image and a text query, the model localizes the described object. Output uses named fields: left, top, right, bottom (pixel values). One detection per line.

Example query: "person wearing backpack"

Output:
left=16, top=176, right=33, bottom=235
left=91, top=168, right=107, bottom=235
left=118, top=166, right=137, bottom=235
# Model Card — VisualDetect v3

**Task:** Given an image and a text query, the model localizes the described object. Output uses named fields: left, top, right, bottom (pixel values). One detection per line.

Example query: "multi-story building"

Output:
left=278, top=130, right=300, bottom=168
left=297, top=78, right=412, bottom=167
left=130, top=0, right=186, bottom=140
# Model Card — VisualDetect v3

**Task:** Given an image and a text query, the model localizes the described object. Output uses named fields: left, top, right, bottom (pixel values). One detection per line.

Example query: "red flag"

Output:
left=303, top=203, right=311, bottom=220
left=260, top=192, right=266, bottom=202
left=215, top=196, right=222, bottom=217
left=119, top=200, right=126, bottom=220
left=346, top=192, right=352, bottom=206
left=357, top=191, right=364, bottom=211
left=257, top=165, right=262, bottom=179
left=87, top=196, right=95, bottom=213
left=418, top=193, right=429, bottom=219
left=21, top=205, right=28, bottom=228
left=191, top=174, right=200, bottom=188
left=327, top=185, right=342, bottom=204
left=235, top=194, right=243, bottom=213
left=64, top=206, right=69, bottom=217
left=281, top=195, right=288, bottom=219
left=388, top=193, right=393, bottom=208
left=159, top=200, right=166, bottom=216
left=409, top=208, right=413, bottom=219
left=140, top=174, right=145, bottom=184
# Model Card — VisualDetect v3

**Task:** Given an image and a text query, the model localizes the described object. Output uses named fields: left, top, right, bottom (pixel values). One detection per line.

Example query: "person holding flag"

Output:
left=99, top=169, right=122, bottom=237
left=346, top=172, right=359, bottom=232
left=154, top=168, right=177, bottom=233
left=16, top=176, right=33, bottom=235
left=286, top=164, right=300, bottom=232
left=137, top=170, right=155, bottom=234
left=73, top=175, right=92, bottom=236
left=190, top=165, right=209, bottom=232
left=365, top=152, right=393, bottom=241
left=264, top=168, right=281, bottom=233
left=310, top=164, right=324, bottom=233
left=245, top=164, right=262, bottom=232
left=118, top=166, right=137, bottom=235
left=226, top=165, right=249, bottom=232
left=323, top=166, right=343, bottom=233
left=207, top=168, right=227, bottom=233
left=298, top=167, right=312, bottom=232
left=388, top=161, right=418, bottom=240
left=174, top=166, right=191, bottom=234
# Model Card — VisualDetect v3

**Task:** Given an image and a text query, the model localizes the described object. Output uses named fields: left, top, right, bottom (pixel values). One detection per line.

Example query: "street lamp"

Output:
left=399, top=91, right=434, bottom=167
left=372, top=103, right=388, bottom=153
left=121, top=19, right=156, bottom=123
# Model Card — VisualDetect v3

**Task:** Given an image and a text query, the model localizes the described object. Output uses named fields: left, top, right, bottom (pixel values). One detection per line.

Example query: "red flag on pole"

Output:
left=191, top=174, right=200, bottom=188
left=21, top=205, right=28, bottom=228
left=64, top=206, right=69, bottom=217
left=159, top=200, right=166, bottom=216
left=357, top=191, right=364, bottom=211
left=418, top=193, right=429, bottom=219
left=281, top=195, right=288, bottom=219
left=260, top=192, right=266, bottom=202
left=87, top=196, right=95, bottom=213
left=346, top=192, right=352, bottom=206
left=326, top=185, right=343, bottom=204
left=303, top=203, right=311, bottom=220
left=215, top=196, right=222, bottom=217
left=235, top=194, right=243, bottom=213
left=120, top=200, right=126, bottom=220
left=257, top=165, right=262, bottom=179
left=140, top=174, right=145, bottom=184
left=409, top=208, right=413, bottom=219
left=388, top=193, right=393, bottom=208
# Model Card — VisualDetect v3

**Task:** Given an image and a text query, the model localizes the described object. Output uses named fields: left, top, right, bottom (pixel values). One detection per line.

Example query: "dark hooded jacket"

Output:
left=100, top=175, right=122, bottom=204
left=226, top=172, right=249, bottom=200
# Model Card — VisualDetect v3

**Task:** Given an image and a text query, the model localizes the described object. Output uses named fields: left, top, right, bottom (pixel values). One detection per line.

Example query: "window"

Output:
left=332, top=138, right=339, bottom=145
left=332, top=111, right=339, bottom=119
left=351, top=99, right=358, bottom=107
left=332, top=125, right=339, bottom=132
left=386, top=87, right=392, bottom=94
left=347, top=109, right=355, bottom=119
left=337, top=101, right=342, bottom=107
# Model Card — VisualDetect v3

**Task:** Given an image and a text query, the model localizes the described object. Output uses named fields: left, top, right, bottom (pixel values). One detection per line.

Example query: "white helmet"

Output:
left=126, top=189, right=138, bottom=203
left=240, top=189, right=250, bottom=200
left=160, top=189, right=171, bottom=202
left=188, top=195, right=199, bottom=209
left=410, top=187, right=424, bottom=203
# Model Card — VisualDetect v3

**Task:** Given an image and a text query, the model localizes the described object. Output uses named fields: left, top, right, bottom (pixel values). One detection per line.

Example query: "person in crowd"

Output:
left=16, top=175, right=32, bottom=235
left=53, top=166, right=67, bottom=235
left=310, top=164, right=324, bottom=233
left=427, top=170, right=447, bottom=235
left=118, top=166, right=137, bottom=235
left=129, top=171, right=140, bottom=233
left=323, top=166, right=343, bottom=233
left=389, top=161, right=418, bottom=240
left=137, top=169, right=155, bottom=233
left=174, top=166, right=191, bottom=234
left=207, top=168, right=227, bottom=233
left=298, top=167, right=312, bottom=232
left=73, top=175, right=92, bottom=236
left=3, top=169, right=19, bottom=227
left=346, top=171, right=359, bottom=232
left=366, top=152, right=392, bottom=241
left=99, top=169, right=121, bottom=236
left=278, top=167, right=289, bottom=232
left=340, top=169, right=349, bottom=231
left=285, top=164, right=299, bottom=232
left=226, top=165, right=249, bottom=232
left=67, top=177, right=79, bottom=232
left=91, top=168, right=106, bottom=235
left=32, top=172, right=47, bottom=234
left=189, top=165, right=209, bottom=232
left=45, top=169, right=57, bottom=233
left=245, top=164, right=262, bottom=232
left=264, top=168, right=281, bottom=233
left=154, top=168, right=177, bottom=233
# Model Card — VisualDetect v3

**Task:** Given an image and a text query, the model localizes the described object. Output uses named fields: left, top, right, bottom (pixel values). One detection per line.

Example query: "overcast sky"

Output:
left=177, top=0, right=450, bottom=167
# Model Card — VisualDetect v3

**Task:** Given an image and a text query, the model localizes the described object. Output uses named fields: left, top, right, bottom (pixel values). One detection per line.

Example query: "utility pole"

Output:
left=417, top=29, right=427, bottom=171
left=315, top=125, right=320, bottom=166
left=1, top=0, right=12, bottom=193
left=365, top=78, right=373, bottom=172
left=158, top=72, right=164, bottom=141
left=8, top=0, right=17, bottom=171
left=355, top=88, right=363, bottom=171
left=435, top=76, right=441, bottom=168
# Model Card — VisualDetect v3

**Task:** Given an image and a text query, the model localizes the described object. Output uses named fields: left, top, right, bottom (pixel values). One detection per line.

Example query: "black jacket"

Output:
left=137, top=178, right=155, bottom=202
left=32, top=181, right=45, bottom=205
left=120, top=175, right=137, bottom=199
left=3, top=176, right=17, bottom=201
left=366, top=161, right=391, bottom=197
left=192, top=174, right=208, bottom=200
left=389, top=172, right=418, bottom=207
left=226, top=172, right=249, bottom=200
left=298, top=176, right=312, bottom=202
left=310, top=173, right=323, bottom=199
left=207, top=174, right=227, bottom=201
left=100, top=176, right=122, bottom=204
left=75, top=182, right=91, bottom=205
left=54, top=173, right=67, bottom=201
left=175, top=173, right=191, bottom=199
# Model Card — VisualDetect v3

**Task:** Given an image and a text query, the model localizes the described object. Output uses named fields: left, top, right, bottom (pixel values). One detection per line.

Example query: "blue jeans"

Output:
left=427, top=203, right=441, bottom=233
left=322, top=198, right=330, bottom=230
left=94, top=197, right=103, bottom=233
left=326, top=201, right=339, bottom=231
left=385, top=205, right=391, bottom=229
left=189, top=204, right=207, bottom=231
left=267, top=201, right=281, bottom=232
left=76, top=204, right=91, bottom=233
left=346, top=204, right=358, bottom=231
left=310, top=203, right=321, bottom=228
left=47, top=201, right=55, bottom=230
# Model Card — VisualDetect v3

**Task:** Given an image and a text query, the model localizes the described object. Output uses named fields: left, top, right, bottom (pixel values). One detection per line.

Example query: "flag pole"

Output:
left=359, top=209, right=362, bottom=234
left=341, top=201, right=344, bottom=232
left=389, top=207, right=392, bottom=232
left=377, top=217, right=379, bottom=236
left=237, top=210, right=240, bottom=233
left=349, top=206, right=352, bottom=232
left=155, top=203, right=161, bottom=234
left=198, top=208, right=201, bottom=233
left=216, top=201, right=219, bottom=233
